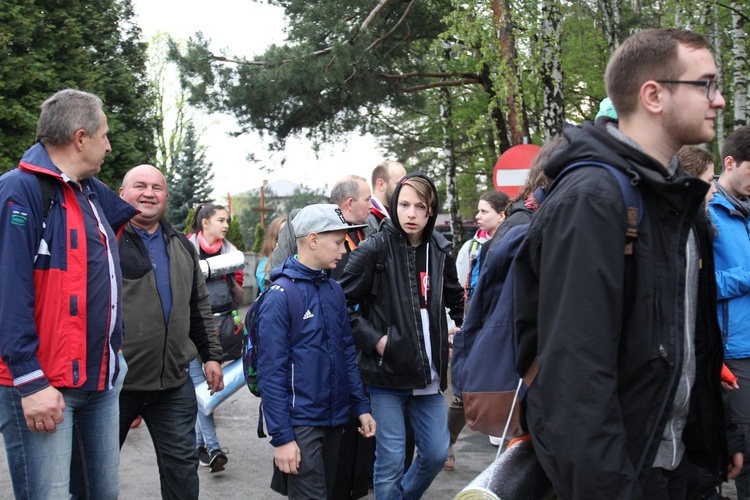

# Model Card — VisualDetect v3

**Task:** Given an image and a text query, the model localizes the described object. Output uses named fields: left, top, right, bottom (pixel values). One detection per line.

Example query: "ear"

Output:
left=73, top=128, right=87, bottom=151
left=307, top=232, right=317, bottom=249
left=640, top=81, right=664, bottom=114
left=724, top=156, right=736, bottom=172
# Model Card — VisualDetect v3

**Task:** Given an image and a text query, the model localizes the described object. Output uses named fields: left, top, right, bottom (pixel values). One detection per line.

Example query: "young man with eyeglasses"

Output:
left=514, top=28, right=740, bottom=499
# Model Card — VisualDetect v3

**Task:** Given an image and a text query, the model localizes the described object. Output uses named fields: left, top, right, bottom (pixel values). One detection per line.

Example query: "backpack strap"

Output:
left=255, top=276, right=304, bottom=439
left=535, top=161, right=643, bottom=255
left=35, top=174, right=56, bottom=221
left=370, top=231, right=388, bottom=296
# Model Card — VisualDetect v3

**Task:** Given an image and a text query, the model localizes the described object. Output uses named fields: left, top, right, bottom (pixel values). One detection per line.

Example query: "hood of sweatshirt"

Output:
left=388, top=172, right=440, bottom=243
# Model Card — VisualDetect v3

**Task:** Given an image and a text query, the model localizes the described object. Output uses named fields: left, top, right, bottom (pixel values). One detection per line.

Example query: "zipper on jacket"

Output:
left=291, top=363, right=296, bottom=407
left=406, top=243, right=429, bottom=386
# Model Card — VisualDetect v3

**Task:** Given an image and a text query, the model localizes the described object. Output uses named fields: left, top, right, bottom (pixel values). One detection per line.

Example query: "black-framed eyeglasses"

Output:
left=655, top=79, right=720, bottom=101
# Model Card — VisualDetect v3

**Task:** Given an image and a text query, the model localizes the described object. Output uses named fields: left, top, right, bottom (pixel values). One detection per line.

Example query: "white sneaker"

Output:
left=489, top=435, right=503, bottom=446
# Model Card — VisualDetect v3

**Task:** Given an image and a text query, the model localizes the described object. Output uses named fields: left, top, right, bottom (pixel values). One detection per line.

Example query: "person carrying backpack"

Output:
left=513, top=28, right=734, bottom=499
left=339, top=173, right=465, bottom=499
left=256, top=204, right=375, bottom=500
left=186, top=203, right=245, bottom=472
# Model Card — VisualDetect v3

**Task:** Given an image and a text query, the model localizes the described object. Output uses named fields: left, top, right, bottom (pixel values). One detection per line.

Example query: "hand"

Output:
left=203, top=361, right=224, bottom=395
left=722, top=380, right=740, bottom=391
left=358, top=413, right=376, bottom=438
left=274, top=441, right=301, bottom=475
left=729, top=451, right=744, bottom=479
left=22, top=386, right=65, bottom=433
left=375, top=335, right=387, bottom=356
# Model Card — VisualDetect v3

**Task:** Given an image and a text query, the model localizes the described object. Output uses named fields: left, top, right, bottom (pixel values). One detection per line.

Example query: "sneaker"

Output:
left=208, top=448, right=228, bottom=473
left=197, top=446, right=210, bottom=467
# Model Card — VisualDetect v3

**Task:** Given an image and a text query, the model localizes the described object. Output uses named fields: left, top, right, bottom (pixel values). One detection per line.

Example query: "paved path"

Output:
left=0, top=385, right=502, bottom=499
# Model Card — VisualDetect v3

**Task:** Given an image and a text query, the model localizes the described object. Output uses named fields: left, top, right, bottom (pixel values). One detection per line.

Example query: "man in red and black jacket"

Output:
left=0, top=89, right=136, bottom=499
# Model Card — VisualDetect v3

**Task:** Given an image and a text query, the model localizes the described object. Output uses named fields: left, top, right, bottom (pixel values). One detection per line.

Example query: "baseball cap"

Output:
left=293, top=204, right=368, bottom=238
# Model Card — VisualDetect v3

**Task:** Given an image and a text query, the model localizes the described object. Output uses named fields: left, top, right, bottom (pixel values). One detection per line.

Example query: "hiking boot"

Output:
left=208, top=448, right=228, bottom=473
left=197, top=446, right=210, bottom=467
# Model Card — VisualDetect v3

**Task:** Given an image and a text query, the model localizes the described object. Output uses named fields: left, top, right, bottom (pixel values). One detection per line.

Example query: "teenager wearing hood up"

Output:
left=339, top=172, right=464, bottom=499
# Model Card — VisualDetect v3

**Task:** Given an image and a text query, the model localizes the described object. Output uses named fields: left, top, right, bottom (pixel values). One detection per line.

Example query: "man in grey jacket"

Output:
left=117, top=164, right=224, bottom=500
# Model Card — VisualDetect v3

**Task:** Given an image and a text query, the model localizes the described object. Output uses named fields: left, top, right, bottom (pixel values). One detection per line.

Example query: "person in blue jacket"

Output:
left=0, top=89, right=136, bottom=499
left=709, top=125, right=750, bottom=497
left=257, top=203, right=376, bottom=500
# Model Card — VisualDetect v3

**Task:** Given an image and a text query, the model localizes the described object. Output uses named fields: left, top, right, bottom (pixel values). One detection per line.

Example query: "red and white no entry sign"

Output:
left=493, top=144, right=541, bottom=198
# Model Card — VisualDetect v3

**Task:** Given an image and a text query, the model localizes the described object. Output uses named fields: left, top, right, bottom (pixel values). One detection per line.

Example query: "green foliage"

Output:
left=252, top=224, right=265, bottom=254
left=166, top=123, right=213, bottom=230
left=0, top=0, right=157, bottom=185
left=183, top=207, right=196, bottom=235
left=226, top=216, right=247, bottom=252
left=233, top=187, right=279, bottom=251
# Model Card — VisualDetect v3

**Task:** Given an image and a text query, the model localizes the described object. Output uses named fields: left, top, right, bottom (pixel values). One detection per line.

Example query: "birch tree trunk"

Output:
left=598, top=0, right=623, bottom=52
left=541, top=0, right=564, bottom=139
left=732, top=1, right=748, bottom=129
left=713, top=0, right=725, bottom=146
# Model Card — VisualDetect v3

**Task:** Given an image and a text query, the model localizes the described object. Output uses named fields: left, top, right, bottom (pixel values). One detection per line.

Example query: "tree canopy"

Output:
left=0, top=0, right=157, bottom=186
left=175, top=0, right=748, bottom=234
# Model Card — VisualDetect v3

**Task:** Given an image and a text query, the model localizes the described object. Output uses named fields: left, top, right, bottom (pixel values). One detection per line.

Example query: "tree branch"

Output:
left=401, top=79, right=481, bottom=92
left=717, top=2, right=750, bottom=22
left=361, top=0, right=391, bottom=30
left=382, top=71, right=481, bottom=80
left=366, top=0, right=416, bottom=52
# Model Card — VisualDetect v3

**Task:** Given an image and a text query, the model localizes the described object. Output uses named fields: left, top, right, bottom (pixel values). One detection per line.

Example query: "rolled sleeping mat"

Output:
left=194, top=357, right=246, bottom=415
left=454, top=436, right=554, bottom=500
left=199, top=249, right=245, bottom=279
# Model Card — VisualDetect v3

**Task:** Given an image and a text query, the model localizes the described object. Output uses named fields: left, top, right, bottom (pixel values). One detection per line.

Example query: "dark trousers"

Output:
left=287, top=425, right=344, bottom=500
left=642, top=456, right=689, bottom=500
left=119, top=378, right=199, bottom=500
left=447, top=396, right=465, bottom=446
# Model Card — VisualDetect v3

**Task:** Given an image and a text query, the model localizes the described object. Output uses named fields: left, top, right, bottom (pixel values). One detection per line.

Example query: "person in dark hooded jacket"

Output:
left=514, top=28, right=736, bottom=499
left=339, top=173, right=464, bottom=499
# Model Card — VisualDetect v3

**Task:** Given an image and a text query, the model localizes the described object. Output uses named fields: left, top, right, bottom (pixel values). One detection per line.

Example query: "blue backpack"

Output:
left=451, top=161, right=643, bottom=436
left=242, top=276, right=304, bottom=437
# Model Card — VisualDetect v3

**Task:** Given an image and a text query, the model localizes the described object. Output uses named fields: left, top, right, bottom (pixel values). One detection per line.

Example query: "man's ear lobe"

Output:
left=724, top=156, right=735, bottom=171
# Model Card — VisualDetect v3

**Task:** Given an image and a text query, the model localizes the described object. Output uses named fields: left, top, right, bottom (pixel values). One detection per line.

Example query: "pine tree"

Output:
left=252, top=224, right=266, bottom=254
left=167, top=123, right=213, bottom=231
left=0, top=0, right=156, bottom=185
left=226, top=216, right=247, bottom=251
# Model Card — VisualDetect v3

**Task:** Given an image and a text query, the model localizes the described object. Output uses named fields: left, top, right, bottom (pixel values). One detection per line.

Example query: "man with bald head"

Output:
left=368, top=160, right=406, bottom=233
left=118, top=164, right=223, bottom=499
left=0, top=89, right=135, bottom=499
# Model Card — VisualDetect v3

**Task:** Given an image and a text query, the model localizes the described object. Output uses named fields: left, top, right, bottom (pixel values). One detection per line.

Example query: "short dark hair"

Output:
left=605, top=28, right=709, bottom=118
left=721, top=126, right=750, bottom=168
left=676, top=146, right=714, bottom=178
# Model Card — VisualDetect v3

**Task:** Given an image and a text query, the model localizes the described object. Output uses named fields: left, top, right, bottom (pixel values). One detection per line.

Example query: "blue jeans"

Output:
left=188, top=358, right=220, bottom=452
left=0, top=357, right=123, bottom=500
left=369, top=392, right=449, bottom=500
left=119, top=377, right=199, bottom=500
